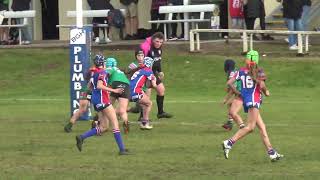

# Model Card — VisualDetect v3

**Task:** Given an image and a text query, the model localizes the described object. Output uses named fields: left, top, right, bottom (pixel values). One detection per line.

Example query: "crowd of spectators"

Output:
left=0, top=0, right=31, bottom=45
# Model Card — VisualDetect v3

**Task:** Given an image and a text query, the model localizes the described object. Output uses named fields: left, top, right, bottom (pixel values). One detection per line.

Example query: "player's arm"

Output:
left=257, top=67, right=269, bottom=96
left=97, top=80, right=123, bottom=94
left=227, top=76, right=240, bottom=96
left=223, top=89, right=234, bottom=105
left=259, top=80, right=270, bottom=96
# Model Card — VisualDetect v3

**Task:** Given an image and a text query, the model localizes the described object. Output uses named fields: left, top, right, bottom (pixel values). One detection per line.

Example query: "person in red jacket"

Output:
left=229, top=0, right=245, bottom=30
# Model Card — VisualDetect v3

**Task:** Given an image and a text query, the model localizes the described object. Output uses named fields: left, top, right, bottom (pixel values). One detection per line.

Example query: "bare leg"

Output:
left=138, top=95, right=152, bottom=120
left=256, top=113, right=273, bottom=151
left=118, top=97, right=129, bottom=123
left=125, top=17, right=131, bottom=36
left=231, top=108, right=259, bottom=142
left=70, top=100, right=89, bottom=124
left=229, top=98, right=244, bottom=127
left=102, top=105, right=120, bottom=130
left=131, top=16, right=138, bottom=35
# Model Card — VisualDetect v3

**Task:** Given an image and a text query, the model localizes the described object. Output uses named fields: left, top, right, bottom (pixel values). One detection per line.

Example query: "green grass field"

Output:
left=0, top=48, right=319, bottom=180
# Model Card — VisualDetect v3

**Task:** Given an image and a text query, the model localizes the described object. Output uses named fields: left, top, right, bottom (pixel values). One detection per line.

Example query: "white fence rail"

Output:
left=189, top=29, right=320, bottom=55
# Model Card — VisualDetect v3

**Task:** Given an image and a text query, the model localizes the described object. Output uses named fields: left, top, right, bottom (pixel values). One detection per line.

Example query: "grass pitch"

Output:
left=0, top=47, right=319, bottom=180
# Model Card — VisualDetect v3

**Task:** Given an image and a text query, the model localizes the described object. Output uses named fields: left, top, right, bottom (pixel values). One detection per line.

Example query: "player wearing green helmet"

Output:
left=222, top=50, right=283, bottom=162
left=105, top=57, right=131, bottom=134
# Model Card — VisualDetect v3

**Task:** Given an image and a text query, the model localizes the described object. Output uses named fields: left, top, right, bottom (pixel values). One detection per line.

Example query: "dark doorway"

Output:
left=41, top=0, right=59, bottom=40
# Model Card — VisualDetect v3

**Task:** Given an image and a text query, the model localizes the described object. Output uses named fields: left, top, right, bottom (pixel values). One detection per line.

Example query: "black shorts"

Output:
left=92, top=17, right=108, bottom=24
left=93, top=103, right=111, bottom=112
left=110, top=81, right=130, bottom=99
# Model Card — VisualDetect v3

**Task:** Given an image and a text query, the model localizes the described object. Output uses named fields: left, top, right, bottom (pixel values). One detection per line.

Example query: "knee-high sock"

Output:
left=156, top=95, right=164, bottom=114
left=113, top=129, right=125, bottom=152
left=80, top=127, right=100, bottom=139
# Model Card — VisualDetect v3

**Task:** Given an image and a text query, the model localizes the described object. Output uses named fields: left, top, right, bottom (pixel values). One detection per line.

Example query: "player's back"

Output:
left=236, top=67, right=261, bottom=99
left=91, top=68, right=109, bottom=104
left=130, top=67, right=153, bottom=93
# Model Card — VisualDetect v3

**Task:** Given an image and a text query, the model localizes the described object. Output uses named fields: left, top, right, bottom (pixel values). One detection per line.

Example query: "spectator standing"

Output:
left=87, top=0, right=114, bottom=43
left=243, top=0, right=260, bottom=40
left=301, top=0, right=312, bottom=31
left=151, top=0, right=168, bottom=34
left=229, top=0, right=245, bottom=29
left=219, top=0, right=229, bottom=38
left=282, top=0, right=303, bottom=50
left=120, top=0, right=139, bottom=40
left=168, top=0, right=184, bottom=40
left=11, top=0, right=32, bottom=45
left=0, top=0, right=9, bottom=45
left=259, top=0, right=274, bottom=40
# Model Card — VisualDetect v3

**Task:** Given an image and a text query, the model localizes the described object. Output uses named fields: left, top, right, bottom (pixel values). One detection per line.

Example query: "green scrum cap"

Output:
left=246, top=50, right=259, bottom=65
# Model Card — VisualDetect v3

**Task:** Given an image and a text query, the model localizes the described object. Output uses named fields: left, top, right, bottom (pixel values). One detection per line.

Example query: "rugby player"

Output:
left=75, top=55, right=129, bottom=155
left=222, top=50, right=284, bottom=161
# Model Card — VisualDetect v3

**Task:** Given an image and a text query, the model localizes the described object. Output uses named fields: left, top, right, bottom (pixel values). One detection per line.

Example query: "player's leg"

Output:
left=256, top=112, right=284, bottom=161
left=75, top=103, right=112, bottom=151
left=138, top=94, right=153, bottom=130
left=64, top=99, right=89, bottom=132
left=155, top=82, right=172, bottom=118
left=222, top=107, right=258, bottom=159
left=222, top=103, right=233, bottom=131
left=102, top=105, right=128, bottom=155
left=118, top=97, right=130, bottom=134
left=229, top=97, right=245, bottom=129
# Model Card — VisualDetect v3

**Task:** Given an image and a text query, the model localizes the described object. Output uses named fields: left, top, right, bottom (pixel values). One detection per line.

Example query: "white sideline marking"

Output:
left=0, top=98, right=314, bottom=104
left=4, top=118, right=316, bottom=127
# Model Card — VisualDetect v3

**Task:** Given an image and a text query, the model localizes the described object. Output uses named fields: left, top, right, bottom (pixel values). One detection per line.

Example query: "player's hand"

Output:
left=265, top=90, right=270, bottom=97
left=158, top=72, right=164, bottom=80
left=222, top=99, right=227, bottom=105
left=113, top=88, right=124, bottom=94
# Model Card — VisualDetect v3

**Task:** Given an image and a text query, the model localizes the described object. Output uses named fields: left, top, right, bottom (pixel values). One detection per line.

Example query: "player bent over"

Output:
left=222, top=50, right=283, bottom=162
left=222, top=59, right=245, bottom=130
left=105, top=57, right=131, bottom=134
left=130, top=57, right=157, bottom=130
left=75, top=55, right=129, bottom=155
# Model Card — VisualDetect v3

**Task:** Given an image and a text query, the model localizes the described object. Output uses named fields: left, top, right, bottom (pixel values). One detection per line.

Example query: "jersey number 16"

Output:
left=240, top=75, right=254, bottom=88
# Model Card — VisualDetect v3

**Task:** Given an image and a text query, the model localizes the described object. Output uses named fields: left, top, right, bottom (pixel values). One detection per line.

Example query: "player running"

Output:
left=222, top=59, right=245, bottom=130
left=221, top=50, right=284, bottom=162
left=75, top=54, right=129, bottom=155
left=105, top=57, right=130, bottom=134
left=130, top=57, right=157, bottom=130
left=64, top=66, right=98, bottom=133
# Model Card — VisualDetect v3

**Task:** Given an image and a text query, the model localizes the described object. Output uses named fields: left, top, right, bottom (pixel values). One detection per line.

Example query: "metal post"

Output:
left=297, top=33, right=303, bottom=55
left=305, top=34, right=309, bottom=53
left=250, top=33, right=253, bottom=50
left=183, top=0, right=189, bottom=40
left=164, top=23, right=167, bottom=41
left=76, top=0, right=83, bottom=28
left=19, top=28, right=22, bottom=45
left=190, top=30, right=194, bottom=51
left=196, top=23, right=200, bottom=51
left=242, top=31, right=248, bottom=54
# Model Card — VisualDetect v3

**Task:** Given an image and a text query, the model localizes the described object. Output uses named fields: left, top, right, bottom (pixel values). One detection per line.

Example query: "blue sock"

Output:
left=80, top=128, right=98, bottom=140
left=268, top=149, right=275, bottom=155
left=228, top=139, right=235, bottom=146
left=113, top=129, right=125, bottom=152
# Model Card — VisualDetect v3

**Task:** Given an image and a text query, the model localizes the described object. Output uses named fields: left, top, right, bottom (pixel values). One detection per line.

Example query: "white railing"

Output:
left=190, top=29, right=320, bottom=55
